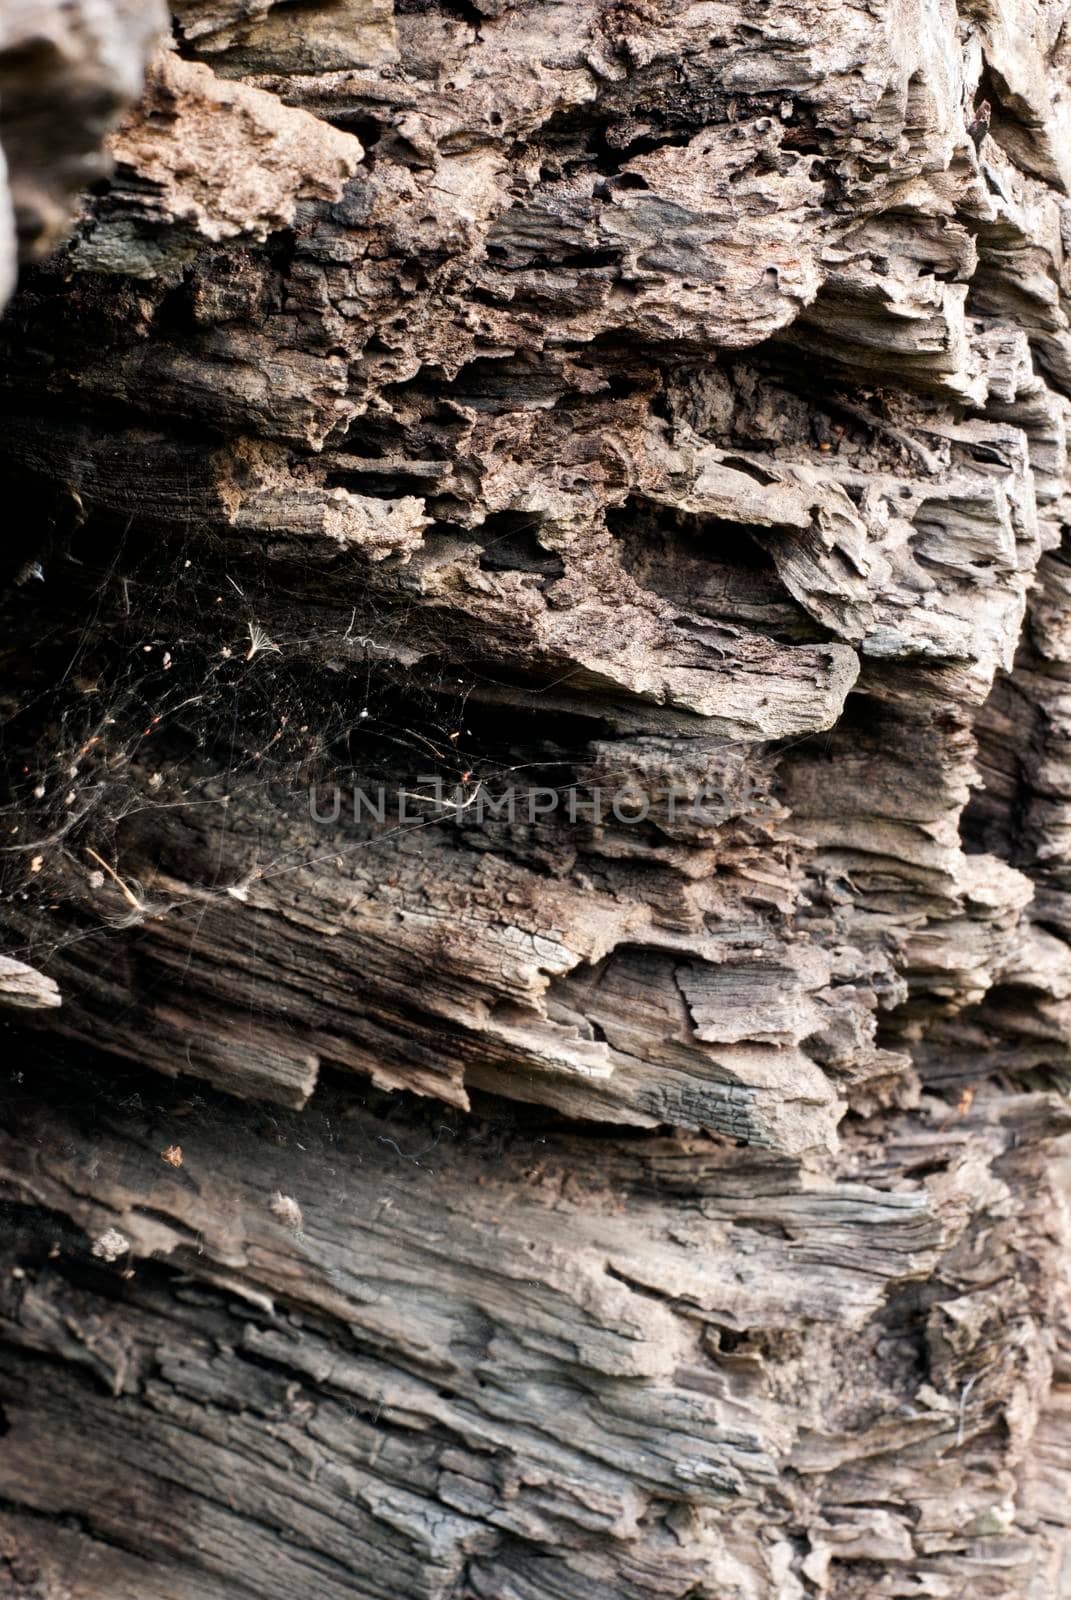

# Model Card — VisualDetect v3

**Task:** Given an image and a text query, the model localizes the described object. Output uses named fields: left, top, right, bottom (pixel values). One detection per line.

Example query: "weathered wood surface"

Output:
left=1, top=0, right=1071, bottom=1593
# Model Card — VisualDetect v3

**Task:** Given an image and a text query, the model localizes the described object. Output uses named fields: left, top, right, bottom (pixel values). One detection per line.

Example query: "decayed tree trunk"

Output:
left=2, top=0, right=1071, bottom=1594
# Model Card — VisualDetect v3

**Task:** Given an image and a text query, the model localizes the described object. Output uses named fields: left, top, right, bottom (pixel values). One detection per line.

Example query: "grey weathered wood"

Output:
left=1, top=0, right=1071, bottom=1594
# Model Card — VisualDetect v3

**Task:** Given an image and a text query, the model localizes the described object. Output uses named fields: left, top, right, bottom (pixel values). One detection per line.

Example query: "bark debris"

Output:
left=1, top=0, right=1071, bottom=1594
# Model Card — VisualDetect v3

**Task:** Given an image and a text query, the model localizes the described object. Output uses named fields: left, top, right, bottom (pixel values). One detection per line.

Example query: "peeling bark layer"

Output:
left=1, top=0, right=1071, bottom=1594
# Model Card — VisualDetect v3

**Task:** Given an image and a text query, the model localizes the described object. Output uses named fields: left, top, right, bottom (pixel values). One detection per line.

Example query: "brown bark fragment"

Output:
left=1, top=0, right=1071, bottom=1594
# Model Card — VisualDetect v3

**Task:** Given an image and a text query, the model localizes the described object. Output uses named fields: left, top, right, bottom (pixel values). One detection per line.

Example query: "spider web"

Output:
left=0, top=494, right=596, bottom=972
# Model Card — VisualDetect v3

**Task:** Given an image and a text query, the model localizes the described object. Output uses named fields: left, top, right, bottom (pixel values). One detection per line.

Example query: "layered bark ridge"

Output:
left=1, top=0, right=1071, bottom=1595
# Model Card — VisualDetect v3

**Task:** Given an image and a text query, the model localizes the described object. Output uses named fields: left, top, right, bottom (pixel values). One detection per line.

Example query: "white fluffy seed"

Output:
left=91, top=1227, right=131, bottom=1262
left=270, top=1192, right=303, bottom=1232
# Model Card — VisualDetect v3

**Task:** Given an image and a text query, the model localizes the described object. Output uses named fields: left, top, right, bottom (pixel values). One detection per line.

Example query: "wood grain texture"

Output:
left=1, top=0, right=1071, bottom=1592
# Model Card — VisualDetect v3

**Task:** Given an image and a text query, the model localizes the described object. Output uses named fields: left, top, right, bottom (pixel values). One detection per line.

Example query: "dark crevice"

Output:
left=330, top=114, right=384, bottom=154
left=324, top=465, right=443, bottom=497
left=395, top=0, right=483, bottom=27
left=467, top=513, right=566, bottom=579
left=607, top=496, right=826, bottom=644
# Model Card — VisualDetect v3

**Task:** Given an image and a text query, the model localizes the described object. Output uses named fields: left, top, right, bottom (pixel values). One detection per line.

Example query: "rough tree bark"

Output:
left=1, top=0, right=1071, bottom=1594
